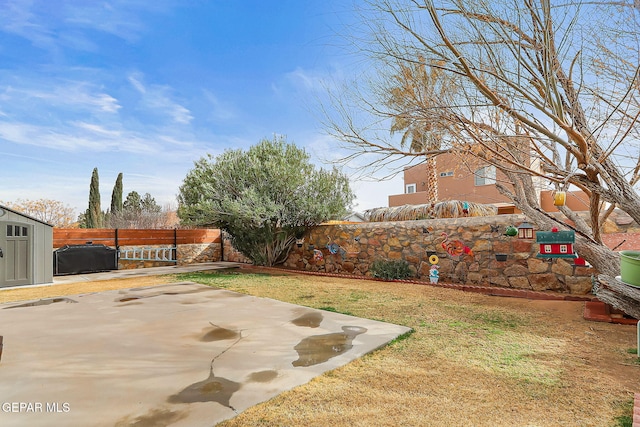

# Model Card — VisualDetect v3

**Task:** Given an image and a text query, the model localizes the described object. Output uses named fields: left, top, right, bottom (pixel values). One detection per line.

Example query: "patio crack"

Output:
left=167, top=322, right=245, bottom=411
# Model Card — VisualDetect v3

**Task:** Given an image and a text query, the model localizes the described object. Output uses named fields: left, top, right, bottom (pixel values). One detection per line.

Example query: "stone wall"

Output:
left=221, top=232, right=252, bottom=264
left=177, top=242, right=221, bottom=265
left=282, top=214, right=597, bottom=295
left=117, top=242, right=221, bottom=270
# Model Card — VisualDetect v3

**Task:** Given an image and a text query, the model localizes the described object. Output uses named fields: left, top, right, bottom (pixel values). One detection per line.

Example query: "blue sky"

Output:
left=0, top=0, right=403, bottom=217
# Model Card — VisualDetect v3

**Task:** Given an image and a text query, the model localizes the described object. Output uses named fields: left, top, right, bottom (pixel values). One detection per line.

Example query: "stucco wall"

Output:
left=282, top=214, right=596, bottom=295
left=389, top=154, right=514, bottom=207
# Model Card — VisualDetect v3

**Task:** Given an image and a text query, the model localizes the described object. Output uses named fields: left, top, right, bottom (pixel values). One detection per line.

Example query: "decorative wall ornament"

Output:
left=326, top=236, right=347, bottom=260
left=429, top=264, right=440, bottom=284
left=517, top=222, right=535, bottom=239
left=535, top=228, right=577, bottom=259
left=495, top=253, right=508, bottom=262
left=503, top=225, right=518, bottom=237
left=440, top=232, right=474, bottom=257
left=553, top=191, right=566, bottom=206
left=340, top=241, right=360, bottom=257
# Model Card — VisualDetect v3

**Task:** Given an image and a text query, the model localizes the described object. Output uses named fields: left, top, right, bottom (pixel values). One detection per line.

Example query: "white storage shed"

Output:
left=0, top=204, right=53, bottom=288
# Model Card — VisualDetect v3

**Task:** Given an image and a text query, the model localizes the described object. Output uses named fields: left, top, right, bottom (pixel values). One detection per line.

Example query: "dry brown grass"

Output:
left=2, top=267, right=638, bottom=426
left=0, top=276, right=165, bottom=304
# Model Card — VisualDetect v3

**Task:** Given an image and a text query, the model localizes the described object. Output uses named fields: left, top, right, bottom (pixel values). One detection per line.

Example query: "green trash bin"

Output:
left=619, top=250, right=640, bottom=287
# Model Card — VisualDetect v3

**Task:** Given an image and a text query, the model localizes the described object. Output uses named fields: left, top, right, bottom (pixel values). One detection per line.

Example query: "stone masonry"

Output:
left=282, top=214, right=597, bottom=295
left=118, top=243, right=221, bottom=270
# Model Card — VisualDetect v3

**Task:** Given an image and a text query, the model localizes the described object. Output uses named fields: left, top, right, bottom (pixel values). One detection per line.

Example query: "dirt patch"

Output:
left=0, top=276, right=169, bottom=304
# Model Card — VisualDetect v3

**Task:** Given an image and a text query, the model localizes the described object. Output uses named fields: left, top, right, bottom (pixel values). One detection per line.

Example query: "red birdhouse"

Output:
left=535, top=229, right=577, bottom=259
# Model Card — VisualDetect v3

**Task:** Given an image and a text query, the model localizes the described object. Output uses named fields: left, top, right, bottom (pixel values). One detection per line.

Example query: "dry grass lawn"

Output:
left=1, top=267, right=638, bottom=426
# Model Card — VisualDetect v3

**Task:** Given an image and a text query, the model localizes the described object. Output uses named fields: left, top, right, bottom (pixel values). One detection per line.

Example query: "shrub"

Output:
left=369, top=259, right=413, bottom=280
left=177, top=136, right=354, bottom=266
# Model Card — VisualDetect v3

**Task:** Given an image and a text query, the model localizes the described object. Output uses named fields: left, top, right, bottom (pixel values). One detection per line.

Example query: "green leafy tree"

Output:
left=123, top=191, right=142, bottom=215
left=141, top=193, right=161, bottom=214
left=122, top=190, right=142, bottom=226
left=86, top=167, right=102, bottom=228
left=120, top=191, right=166, bottom=228
left=178, top=136, right=354, bottom=266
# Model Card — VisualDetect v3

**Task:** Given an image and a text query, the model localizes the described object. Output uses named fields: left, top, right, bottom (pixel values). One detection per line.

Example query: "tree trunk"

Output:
left=573, top=237, right=620, bottom=277
left=596, top=275, right=640, bottom=319
left=425, top=157, right=438, bottom=203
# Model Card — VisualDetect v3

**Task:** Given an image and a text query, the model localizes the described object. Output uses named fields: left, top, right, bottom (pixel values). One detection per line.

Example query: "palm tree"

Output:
left=387, top=57, right=454, bottom=203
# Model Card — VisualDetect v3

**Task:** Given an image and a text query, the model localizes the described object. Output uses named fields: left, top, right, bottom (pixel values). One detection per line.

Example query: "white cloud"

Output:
left=128, top=72, right=193, bottom=124
left=0, top=72, right=211, bottom=162
left=283, top=65, right=346, bottom=96
left=0, top=119, right=170, bottom=154
left=63, top=3, right=146, bottom=43
left=71, top=121, right=122, bottom=137
left=287, top=67, right=320, bottom=91
left=203, top=90, right=237, bottom=121
left=0, top=0, right=175, bottom=52
left=58, top=84, right=121, bottom=113
left=3, top=81, right=121, bottom=114
left=284, top=67, right=328, bottom=93
left=0, top=1, right=56, bottom=50
left=169, top=104, right=193, bottom=125
left=128, top=73, right=146, bottom=94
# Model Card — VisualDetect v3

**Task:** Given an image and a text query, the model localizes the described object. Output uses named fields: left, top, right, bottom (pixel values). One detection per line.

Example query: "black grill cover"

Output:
left=53, top=244, right=118, bottom=276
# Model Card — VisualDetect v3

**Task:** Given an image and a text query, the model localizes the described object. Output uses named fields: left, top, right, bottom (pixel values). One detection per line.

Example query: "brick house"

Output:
left=388, top=152, right=589, bottom=213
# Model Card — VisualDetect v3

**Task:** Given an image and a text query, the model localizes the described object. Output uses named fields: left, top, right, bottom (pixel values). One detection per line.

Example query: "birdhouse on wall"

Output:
left=535, top=228, right=577, bottom=259
left=517, top=222, right=534, bottom=239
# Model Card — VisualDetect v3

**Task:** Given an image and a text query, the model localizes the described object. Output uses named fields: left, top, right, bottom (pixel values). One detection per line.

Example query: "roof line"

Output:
left=0, top=204, right=54, bottom=227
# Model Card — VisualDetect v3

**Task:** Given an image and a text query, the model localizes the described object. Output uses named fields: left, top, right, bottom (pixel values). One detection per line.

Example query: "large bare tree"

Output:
left=325, top=0, right=640, bottom=313
left=1, top=199, right=77, bottom=228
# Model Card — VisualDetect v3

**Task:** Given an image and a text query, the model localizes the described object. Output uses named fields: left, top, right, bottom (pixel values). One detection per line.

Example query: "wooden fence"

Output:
left=53, top=228, right=221, bottom=248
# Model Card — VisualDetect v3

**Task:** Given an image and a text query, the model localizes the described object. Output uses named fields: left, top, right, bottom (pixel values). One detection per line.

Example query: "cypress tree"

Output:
left=87, top=167, right=102, bottom=228
left=110, top=173, right=123, bottom=215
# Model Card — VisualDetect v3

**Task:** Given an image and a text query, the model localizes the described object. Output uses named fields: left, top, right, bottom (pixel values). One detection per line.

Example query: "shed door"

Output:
left=0, top=222, right=32, bottom=287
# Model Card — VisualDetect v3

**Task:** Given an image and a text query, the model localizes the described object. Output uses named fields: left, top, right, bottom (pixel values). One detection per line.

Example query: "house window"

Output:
left=405, top=184, right=416, bottom=194
left=474, top=166, right=496, bottom=186
left=544, top=245, right=552, bottom=253
left=560, top=245, right=568, bottom=253
left=439, top=171, right=454, bottom=177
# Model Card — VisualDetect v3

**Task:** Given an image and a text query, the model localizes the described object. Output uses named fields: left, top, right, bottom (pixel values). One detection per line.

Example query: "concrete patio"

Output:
left=0, top=267, right=410, bottom=426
